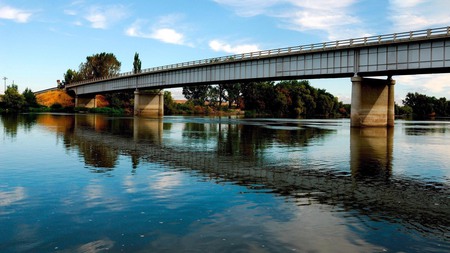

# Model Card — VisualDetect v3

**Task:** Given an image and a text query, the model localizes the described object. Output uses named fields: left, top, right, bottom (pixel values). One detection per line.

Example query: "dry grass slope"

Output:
left=36, top=90, right=75, bottom=107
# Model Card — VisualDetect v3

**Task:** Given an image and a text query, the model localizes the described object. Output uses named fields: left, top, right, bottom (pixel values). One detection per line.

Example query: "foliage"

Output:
left=36, top=90, right=74, bottom=108
left=163, top=91, right=177, bottom=115
left=88, top=107, right=125, bottom=115
left=64, top=52, right=121, bottom=83
left=133, top=52, right=142, bottom=74
left=240, top=80, right=342, bottom=118
left=182, top=85, right=209, bottom=105
left=80, top=52, right=121, bottom=79
left=402, top=92, right=450, bottom=118
left=64, top=69, right=82, bottom=84
left=22, top=88, right=38, bottom=108
left=3, top=84, right=25, bottom=111
left=104, top=92, right=134, bottom=109
left=223, top=83, right=241, bottom=108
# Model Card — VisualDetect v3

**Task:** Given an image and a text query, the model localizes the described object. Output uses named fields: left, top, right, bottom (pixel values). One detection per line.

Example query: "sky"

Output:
left=1, top=0, right=450, bottom=103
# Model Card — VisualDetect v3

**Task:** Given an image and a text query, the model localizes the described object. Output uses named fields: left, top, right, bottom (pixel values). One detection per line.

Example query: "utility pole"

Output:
left=2, top=77, right=7, bottom=94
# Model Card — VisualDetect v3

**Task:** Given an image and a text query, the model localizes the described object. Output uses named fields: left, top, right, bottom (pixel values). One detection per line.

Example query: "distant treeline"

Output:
left=397, top=92, right=450, bottom=118
left=165, top=80, right=348, bottom=118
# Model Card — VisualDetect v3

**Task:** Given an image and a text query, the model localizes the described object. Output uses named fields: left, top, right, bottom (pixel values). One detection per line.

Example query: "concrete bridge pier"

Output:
left=134, top=89, right=164, bottom=117
left=75, top=95, right=97, bottom=108
left=351, top=76, right=395, bottom=127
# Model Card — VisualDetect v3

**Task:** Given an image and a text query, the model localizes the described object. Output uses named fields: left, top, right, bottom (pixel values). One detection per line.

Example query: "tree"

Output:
left=64, top=69, right=81, bottom=84
left=403, top=92, right=434, bottom=117
left=78, top=52, right=121, bottom=80
left=3, top=84, right=25, bottom=111
left=133, top=52, right=142, bottom=74
left=182, top=85, right=210, bottom=105
left=163, top=91, right=177, bottom=115
left=22, top=88, right=38, bottom=108
left=223, top=83, right=241, bottom=108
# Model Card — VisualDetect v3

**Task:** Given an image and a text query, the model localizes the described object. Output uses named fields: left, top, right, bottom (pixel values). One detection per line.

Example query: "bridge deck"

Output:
left=65, top=26, right=450, bottom=95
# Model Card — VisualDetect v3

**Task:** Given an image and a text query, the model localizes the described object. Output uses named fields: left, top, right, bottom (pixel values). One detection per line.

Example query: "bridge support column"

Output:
left=75, top=95, right=97, bottom=108
left=351, top=76, right=395, bottom=127
left=134, top=90, right=164, bottom=117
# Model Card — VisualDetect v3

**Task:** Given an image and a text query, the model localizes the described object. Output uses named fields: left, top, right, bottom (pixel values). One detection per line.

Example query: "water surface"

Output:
left=0, top=114, right=449, bottom=252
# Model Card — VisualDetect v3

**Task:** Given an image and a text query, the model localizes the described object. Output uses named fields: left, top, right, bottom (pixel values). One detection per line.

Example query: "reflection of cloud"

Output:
left=150, top=172, right=183, bottom=192
left=76, top=238, right=115, bottom=253
left=84, top=182, right=123, bottom=211
left=123, top=175, right=137, bottom=193
left=0, top=187, right=26, bottom=207
left=262, top=203, right=384, bottom=252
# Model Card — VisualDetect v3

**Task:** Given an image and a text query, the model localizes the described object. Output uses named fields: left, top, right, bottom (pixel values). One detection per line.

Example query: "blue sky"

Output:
left=1, top=0, right=450, bottom=103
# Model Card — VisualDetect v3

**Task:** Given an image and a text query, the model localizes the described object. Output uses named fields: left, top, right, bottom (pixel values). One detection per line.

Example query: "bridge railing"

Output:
left=67, top=26, right=450, bottom=87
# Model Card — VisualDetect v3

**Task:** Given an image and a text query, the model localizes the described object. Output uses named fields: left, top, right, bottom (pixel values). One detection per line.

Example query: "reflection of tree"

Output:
left=216, top=122, right=333, bottom=159
left=78, top=142, right=119, bottom=170
left=1, top=114, right=38, bottom=138
left=404, top=123, right=448, bottom=136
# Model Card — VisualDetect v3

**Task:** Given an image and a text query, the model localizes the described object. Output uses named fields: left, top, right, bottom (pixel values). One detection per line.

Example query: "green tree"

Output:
left=163, top=91, right=177, bottom=115
left=3, top=84, right=25, bottom=111
left=22, top=88, right=38, bottom=108
left=79, top=52, right=121, bottom=80
left=133, top=52, right=142, bottom=74
left=64, top=69, right=82, bottom=84
left=241, top=81, right=275, bottom=112
left=403, top=92, right=434, bottom=117
left=223, top=83, right=241, bottom=108
left=182, top=85, right=209, bottom=105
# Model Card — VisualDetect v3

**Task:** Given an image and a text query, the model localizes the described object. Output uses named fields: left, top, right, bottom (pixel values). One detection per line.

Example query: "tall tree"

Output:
left=133, top=52, right=142, bottom=74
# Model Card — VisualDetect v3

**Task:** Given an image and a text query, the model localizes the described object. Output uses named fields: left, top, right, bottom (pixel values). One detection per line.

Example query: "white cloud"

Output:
left=209, top=39, right=260, bottom=54
left=396, top=74, right=450, bottom=96
left=151, top=28, right=185, bottom=45
left=213, top=0, right=280, bottom=17
left=84, top=5, right=127, bottom=29
left=125, top=18, right=187, bottom=45
left=388, top=0, right=450, bottom=31
left=214, top=0, right=361, bottom=40
left=0, top=5, right=32, bottom=23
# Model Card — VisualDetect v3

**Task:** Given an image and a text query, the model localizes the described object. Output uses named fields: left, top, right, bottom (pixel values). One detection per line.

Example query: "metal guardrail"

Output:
left=67, top=26, right=450, bottom=87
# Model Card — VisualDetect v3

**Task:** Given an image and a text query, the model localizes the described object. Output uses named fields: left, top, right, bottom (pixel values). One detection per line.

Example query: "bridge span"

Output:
left=65, top=26, right=450, bottom=127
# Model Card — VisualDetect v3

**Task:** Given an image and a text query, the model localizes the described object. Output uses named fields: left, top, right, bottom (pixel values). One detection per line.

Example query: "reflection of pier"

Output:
left=39, top=114, right=449, bottom=238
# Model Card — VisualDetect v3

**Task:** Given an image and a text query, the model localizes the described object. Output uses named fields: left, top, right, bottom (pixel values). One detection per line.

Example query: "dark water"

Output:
left=0, top=113, right=449, bottom=253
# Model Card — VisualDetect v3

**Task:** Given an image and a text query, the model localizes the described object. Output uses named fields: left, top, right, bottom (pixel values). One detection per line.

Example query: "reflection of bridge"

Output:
left=65, top=27, right=450, bottom=127
left=40, top=114, right=449, bottom=238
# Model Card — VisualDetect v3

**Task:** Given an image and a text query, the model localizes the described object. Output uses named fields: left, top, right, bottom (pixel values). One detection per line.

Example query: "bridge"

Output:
left=65, top=26, right=450, bottom=127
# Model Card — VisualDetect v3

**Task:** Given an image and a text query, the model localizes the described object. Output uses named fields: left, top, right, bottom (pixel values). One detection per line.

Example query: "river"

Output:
left=0, top=113, right=449, bottom=252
